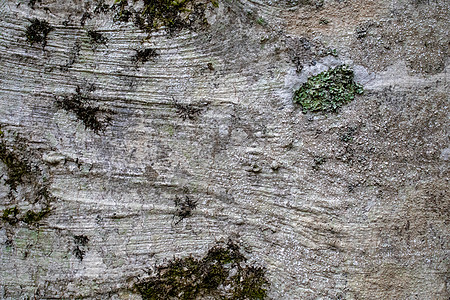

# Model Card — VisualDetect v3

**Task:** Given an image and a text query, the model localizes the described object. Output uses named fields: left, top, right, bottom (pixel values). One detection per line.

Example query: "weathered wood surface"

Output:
left=0, top=0, right=448, bottom=299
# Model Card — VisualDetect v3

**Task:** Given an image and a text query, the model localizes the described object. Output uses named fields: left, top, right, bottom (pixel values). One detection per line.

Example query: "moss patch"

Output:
left=73, top=234, right=89, bottom=261
left=136, top=241, right=268, bottom=299
left=28, top=0, right=42, bottom=9
left=1, top=205, right=51, bottom=226
left=91, top=0, right=216, bottom=36
left=173, top=99, right=206, bottom=121
left=293, top=65, right=363, bottom=113
left=55, top=86, right=112, bottom=133
left=0, top=130, right=31, bottom=191
left=133, top=48, right=159, bottom=63
left=116, top=0, right=214, bottom=35
left=312, top=156, right=326, bottom=171
left=87, top=30, right=108, bottom=46
left=1, top=206, right=20, bottom=225
left=0, top=127, right=55, bottom=227
left=22, top=206, right=51, bottom=224
left=340, top=127, right=357, bottom=143
left=139, top=0, right=207, bottom=34
left=174, top=194, right=197, bottom=224
left=112, top=0, right=133, bottom=22
left=25, top=18, right=53, bottom=48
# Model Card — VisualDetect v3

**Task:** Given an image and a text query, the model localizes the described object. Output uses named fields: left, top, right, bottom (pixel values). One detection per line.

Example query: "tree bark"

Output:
left=0, top=0, right=448, bottom=299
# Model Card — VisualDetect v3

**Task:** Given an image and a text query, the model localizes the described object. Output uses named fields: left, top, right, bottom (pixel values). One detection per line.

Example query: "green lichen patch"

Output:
left=25, top=18, right=53, bottom=48
left=136, top=241, right=268, bottom=299
left=293, top=65, right=363, bottom=113
left=55, top=86, right=112, bottom=133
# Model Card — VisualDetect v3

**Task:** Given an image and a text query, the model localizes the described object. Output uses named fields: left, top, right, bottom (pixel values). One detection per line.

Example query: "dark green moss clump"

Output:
left=92, top=0, right=216, bottom=35
left=1, top=206, right=20, bottom=225
left=22, top=206, right=51, bottom=224
left=293, top=65, right=363, bottom=113
left=136, top=241, right=269, bottom=299
left=0, top=148, right=30, bottom=190
left=25, top=18, right=53, bottom=47
left=340, top=127, right=356, bottom=143
left=134, top=0, right=212, bottom=34
left=1, top=205, right=51, bottom=226
left=56, top=86, right=111, bottom=133
left=232, top=266, right=268, bottom=299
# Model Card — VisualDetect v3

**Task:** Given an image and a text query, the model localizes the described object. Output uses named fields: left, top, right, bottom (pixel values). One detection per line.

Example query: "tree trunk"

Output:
left=0, top=0, right=448, bottom=299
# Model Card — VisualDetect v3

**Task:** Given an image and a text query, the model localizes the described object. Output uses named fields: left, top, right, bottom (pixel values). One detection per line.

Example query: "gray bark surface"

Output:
left=0, top=0, right=448, bottom=299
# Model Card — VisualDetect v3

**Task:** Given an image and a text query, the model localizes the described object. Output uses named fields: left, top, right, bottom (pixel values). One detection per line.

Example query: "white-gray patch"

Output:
left=440, top=147, right=450, bottom=161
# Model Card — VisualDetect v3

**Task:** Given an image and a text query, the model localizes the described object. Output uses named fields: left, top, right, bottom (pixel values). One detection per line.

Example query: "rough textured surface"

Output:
left=0, top=0, right=449, bottom=299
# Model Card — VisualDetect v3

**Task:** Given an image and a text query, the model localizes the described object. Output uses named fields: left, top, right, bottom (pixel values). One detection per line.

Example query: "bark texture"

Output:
left=0, top=0, right=449, bottom=299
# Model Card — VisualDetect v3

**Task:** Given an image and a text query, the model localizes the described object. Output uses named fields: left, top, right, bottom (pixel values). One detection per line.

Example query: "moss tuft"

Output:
left=232, top=266, right=268, bottom=299
left=22, top=206, right=51, bottom=225
left=74, top=235, right=89, bottom=246
left=293, top=65, right=363, bottom=113
left=174, top=194, right=197, bottom=224
left=94, top=0, right=111, bottom=14
left=72, top=234, right=89, bottom=261
left=25, top=18, right=53, bottom=48
left=136, top=241, right=268, bottom=299
left=92, top=0, right=217, bottom=35
left=87, top=30, right=108, bottom=46
left=0, top=135, right=31, bottom=191
left=133, top=0, right=214, bottom=34
left=56, top=86, right=111, bottom=133
left=173, top=99, right=205, bottom=121
left=28, top=0, right=42, bottom=9
left=340, top=127, right=356, bottom=143
left=133, top=48, right=159, bottom=63
left=312, top=156, right=326, bottom=171
left=1, top=205, right=51, bottom=226
left=1, top=206, right=20, bottom=225
left=112, top=0, right=133, bottom=22
left=0, top=127, right=54, bottom=227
